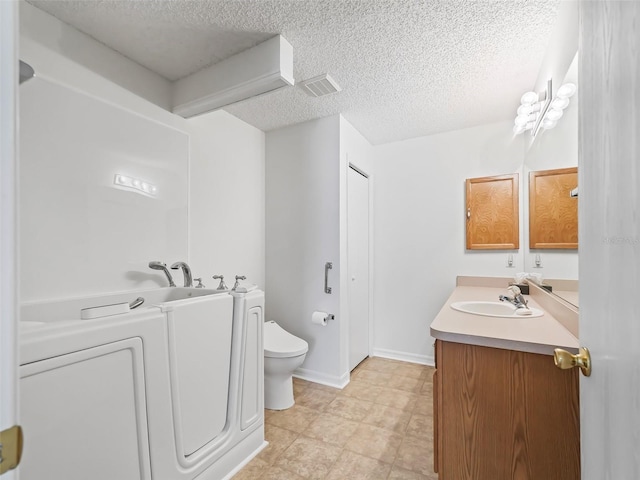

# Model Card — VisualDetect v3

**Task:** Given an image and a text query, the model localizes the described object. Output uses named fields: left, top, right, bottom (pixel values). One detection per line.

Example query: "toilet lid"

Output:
left=264, top=321, right=309, bottom=358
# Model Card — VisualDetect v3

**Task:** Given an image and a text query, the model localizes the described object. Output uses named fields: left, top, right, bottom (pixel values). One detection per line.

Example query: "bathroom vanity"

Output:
left=430, top=277, right=580, bottom=480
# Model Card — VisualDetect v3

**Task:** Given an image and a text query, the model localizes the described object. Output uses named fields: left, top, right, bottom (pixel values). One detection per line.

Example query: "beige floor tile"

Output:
left=340, top=379, right=385, bottom=401
left=388, top=375, right=424, bottom=393
left=326, top=395, right=374, bottom=422
left=420, top=378, right=433, bottom=396
left=305, top=381, right=341, bottom=394
left=232, top=457, right=269, bottom=479
left=413, top=395, right=433, bottom=417
left=360, top=356, right=400, bottom=373
left=388, top=465, right=433, bottom=479
left=394, top=435, right=434, bottom=476
left=355, top=369, right=395, bottom=387
left=362, top=403, right=412, bottom=434
left=326, top=450, right=391, bottom=480
left=260, top=466, right=307, bottom=480
left=374, top=387, right=418, bottom=411
left=302, top=413, right=360, bottom=447
left=293, top=382, right=308, bottom=397
left=392, top=363, right=429, bottom=380
left=275, top=436, right=342, bottom=480
left=265, top=404, right=319, bottom=433
left=258, top=424, right=300, bottom=465
left=405, top=413, right=433, bottom=440
left=238, top=358, right=439, bottom=479
left=295, top=388, right=337, bottom=412
left=345, top=423, right=403, bottom=464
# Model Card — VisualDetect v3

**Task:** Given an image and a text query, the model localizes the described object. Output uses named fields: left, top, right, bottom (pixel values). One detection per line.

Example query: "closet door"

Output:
left=348, top=166, right=370, bottom=370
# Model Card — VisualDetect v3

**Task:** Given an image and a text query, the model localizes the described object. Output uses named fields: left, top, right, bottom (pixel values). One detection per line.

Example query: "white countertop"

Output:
left=430, top=286, right=579, bottom=355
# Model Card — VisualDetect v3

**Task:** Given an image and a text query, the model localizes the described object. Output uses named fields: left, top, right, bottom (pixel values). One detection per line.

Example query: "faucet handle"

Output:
left=233, top=275, right=247, bottom=291
left=212, top=275, right=228, bottom=290
left=194, top=278, right=205, bottom=288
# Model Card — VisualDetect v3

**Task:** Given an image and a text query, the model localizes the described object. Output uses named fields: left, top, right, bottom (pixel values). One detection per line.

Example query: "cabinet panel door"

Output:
left=439, top=341, right=580, bottom=480
left=466, top=174, right=519, bottom=250
left=529, top=167, right=578, bottom=249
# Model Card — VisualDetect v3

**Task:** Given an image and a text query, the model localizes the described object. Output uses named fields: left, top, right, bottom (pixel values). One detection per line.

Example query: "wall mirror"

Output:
left=523, top=52, right=579, bottom=308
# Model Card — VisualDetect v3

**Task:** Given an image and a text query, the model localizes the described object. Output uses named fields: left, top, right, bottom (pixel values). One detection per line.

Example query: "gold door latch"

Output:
left=554, top=347, right=592, bottom=377
left=0, top=425, right=23, bottom=474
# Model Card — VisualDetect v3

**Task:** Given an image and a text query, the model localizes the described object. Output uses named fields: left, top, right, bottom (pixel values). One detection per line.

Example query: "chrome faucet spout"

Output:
left=148, top=261, right=176, bottom=287
left=499, top=286, right=529, bottom=309
left=171, top=261, right=193, bottom=287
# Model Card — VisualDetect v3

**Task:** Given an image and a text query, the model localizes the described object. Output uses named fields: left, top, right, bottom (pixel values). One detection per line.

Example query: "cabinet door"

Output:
left=529, top=167, right=578, bottom=249
left=466, top=174, right=519, bottom=249
left=439, top=341, right=580, bottom=480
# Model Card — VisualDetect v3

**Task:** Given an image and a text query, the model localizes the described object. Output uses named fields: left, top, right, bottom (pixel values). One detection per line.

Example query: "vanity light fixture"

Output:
left=513, top=79, right=576, bottom=137
left=113, top=174, right=157, bottom=197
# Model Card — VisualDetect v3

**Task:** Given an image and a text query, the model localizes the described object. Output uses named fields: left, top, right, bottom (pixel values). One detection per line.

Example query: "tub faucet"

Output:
left=148, top=261, right=176, bottom=287
left=171, top=261, right=193, bottom=287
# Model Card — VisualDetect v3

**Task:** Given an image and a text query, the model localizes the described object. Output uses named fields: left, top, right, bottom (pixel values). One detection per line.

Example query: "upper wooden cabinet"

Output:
left=529, top=167, right=578, bottom=249
left=466, top=173, right=519, bottom=250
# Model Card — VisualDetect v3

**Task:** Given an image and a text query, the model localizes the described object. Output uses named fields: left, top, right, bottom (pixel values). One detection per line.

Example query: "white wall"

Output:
left=19, top=4, right=265, bottom=303
left=188, top=111, right=265, bottom=289
left=373, top=121, right=524, bottom=363
left=265, top=116, right=345, bottom=386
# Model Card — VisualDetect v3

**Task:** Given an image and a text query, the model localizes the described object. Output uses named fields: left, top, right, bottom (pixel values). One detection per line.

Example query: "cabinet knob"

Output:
left=554, top=347, right=591, bottom=377
left=467, top=208, right=471, bottom=219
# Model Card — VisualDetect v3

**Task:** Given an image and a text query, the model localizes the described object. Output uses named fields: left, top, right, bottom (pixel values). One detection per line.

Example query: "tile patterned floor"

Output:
left=234, top=357, right=437, bottom=480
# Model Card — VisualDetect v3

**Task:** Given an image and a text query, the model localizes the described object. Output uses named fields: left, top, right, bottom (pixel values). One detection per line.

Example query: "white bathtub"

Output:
left=18, top=287, right=265, bottom=480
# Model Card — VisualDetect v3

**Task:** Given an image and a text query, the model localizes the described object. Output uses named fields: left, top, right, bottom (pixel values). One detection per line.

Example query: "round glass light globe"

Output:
left=557, top=83, right=577, bottom=98
left=520, top=91, right=538, bottom=105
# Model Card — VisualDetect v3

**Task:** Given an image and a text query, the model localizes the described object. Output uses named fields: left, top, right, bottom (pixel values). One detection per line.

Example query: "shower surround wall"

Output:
left=19, top=2, right=265, bottom=303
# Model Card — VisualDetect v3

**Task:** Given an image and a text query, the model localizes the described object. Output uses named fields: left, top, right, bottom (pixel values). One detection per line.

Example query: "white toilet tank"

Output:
left=264, top=321, right=308, bottom=358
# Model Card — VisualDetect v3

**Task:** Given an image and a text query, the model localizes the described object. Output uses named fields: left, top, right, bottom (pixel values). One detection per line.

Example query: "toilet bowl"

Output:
left=264, top=321, right=308, bottom=410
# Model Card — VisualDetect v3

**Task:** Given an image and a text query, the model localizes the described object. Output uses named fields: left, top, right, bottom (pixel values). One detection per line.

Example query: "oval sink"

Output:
left=450, top=301, right=544, bottom=318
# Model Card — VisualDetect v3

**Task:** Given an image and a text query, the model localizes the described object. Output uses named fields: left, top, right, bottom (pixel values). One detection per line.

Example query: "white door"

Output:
left=347, top=166, right=370, bottom=371
left=0, top=1, right=20, bottom=479
left=579, top=3, right=640, bottom=478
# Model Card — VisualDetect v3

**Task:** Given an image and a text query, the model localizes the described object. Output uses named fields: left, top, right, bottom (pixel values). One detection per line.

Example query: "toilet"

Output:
left=263, top=321, right=309, bottom=410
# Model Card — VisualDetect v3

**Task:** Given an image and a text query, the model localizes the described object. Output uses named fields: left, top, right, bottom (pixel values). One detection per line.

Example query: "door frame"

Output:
left=0, top=1, right=20, bottom=479
left=347, top=161, right=374, bottom=366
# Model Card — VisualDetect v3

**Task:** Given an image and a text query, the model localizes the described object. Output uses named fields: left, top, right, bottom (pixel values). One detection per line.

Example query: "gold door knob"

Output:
left=554, top=347, right=592, bottom=377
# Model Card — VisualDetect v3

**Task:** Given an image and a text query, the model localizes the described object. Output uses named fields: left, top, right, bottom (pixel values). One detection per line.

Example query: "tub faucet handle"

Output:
left=232, top=275, right=247, bottom=291
left=212, top=275, right=228, bottom=290
left=194, top=278, right=205, bottom=288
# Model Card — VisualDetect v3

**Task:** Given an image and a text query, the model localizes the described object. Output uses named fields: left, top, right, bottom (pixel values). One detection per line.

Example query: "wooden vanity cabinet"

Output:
left=433, top=340, right=580, bottom=480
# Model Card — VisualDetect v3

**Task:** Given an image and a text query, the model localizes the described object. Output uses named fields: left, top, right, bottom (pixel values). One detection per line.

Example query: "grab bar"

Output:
left=324, top=262, right=333, bottom=294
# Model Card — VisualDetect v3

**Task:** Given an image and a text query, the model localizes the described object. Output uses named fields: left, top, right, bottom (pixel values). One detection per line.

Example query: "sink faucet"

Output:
left=148, top=261, right=176, bottom=287
left=171, top=261, right=193, bottom=287
left=499, top=285, right=529, bottom=309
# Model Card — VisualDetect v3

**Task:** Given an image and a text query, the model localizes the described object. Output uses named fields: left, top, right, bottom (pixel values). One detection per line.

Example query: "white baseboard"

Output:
left=372, top=348, right=435, bottom=367
left=293, top=367, right=350, bottom=389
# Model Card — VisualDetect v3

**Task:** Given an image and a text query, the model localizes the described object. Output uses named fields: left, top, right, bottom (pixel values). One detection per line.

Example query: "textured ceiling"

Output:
left=27, top=0, right=560, bottom=145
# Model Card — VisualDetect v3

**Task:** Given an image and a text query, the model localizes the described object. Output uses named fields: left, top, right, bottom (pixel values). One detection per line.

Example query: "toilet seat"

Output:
left=264, top=321, right=308, bottom=358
